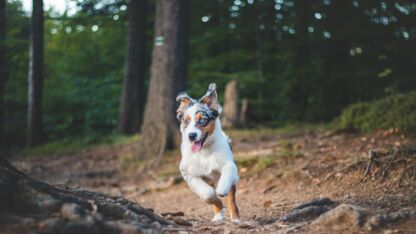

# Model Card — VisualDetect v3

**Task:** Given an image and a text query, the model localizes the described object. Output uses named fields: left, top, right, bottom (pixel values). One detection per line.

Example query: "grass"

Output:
left=254, top=157, right=274, bottom=171
left=335, top=91, right=416, bottom=134
left=23, top=134, right=139, bottom=157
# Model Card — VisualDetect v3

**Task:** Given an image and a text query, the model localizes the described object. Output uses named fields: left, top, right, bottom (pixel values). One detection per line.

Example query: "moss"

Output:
left=335, top=91, right=416, bottom=134
left=254, top=157, right=274, bottom=171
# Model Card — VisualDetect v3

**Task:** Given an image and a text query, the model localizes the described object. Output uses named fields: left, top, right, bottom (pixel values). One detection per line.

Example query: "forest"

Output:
left=0, top=0, right=415, bottom=233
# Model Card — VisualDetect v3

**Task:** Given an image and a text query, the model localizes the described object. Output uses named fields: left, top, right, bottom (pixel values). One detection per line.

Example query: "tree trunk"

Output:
left=221, top=80, right=239, bottom=129
left=27, top=0, right=44, bottom=147
left=0, top=0, right=6, bottom=144
left=294, top=0, right=311, bottom=120
left=137, top=0, right=190, bottom=163
left=0, top=158, right=170, bottom=233
left=239, top=98, right=248, bottom=126
left=117, top=0, right=148, bottom=135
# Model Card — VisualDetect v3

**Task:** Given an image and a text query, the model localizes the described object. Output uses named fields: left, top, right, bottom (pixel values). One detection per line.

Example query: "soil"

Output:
left=12, top=128, right=416, bottom=233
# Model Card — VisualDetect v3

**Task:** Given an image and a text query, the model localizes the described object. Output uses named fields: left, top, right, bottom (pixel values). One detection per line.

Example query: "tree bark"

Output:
left=117, top=0, right=148, bottom=135
left=239, top=98, right=248, bottom=126
left=294, top=0, right=311, bottom=120
left=138, top=0, right=190, bottom=163
left=221, top=80, right=239, bottom=129
left=0, top=0, right=6, bottom=144
left=27, top=0, right=44, bottom=147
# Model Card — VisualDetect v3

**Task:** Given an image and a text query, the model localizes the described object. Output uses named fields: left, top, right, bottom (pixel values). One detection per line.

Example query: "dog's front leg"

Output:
left=216, top=162, right=238, bottom=197
left=188, top=177, right=224, bottom=222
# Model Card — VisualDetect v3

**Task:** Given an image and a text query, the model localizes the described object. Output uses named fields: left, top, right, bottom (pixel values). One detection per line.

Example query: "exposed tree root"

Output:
left=362, top=148, right=416, bottom=185
left=278, top=198, right=337, bottom=223
left=0, top=158, right=173, bottom=234
left=325, top=147, right=416, bottom=184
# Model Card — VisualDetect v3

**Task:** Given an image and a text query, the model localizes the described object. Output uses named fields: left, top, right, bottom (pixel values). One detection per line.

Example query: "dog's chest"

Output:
left=181, top=153, right=225, bottom=178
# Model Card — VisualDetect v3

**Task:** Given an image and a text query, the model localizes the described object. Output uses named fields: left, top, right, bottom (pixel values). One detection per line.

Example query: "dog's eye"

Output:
left=198, top=118, right=207, bottom=125
left=184, top=120, right=190, bottom=125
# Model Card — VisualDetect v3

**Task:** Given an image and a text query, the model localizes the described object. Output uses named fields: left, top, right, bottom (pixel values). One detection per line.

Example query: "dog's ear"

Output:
left=199, top=83, right=221, bottom=114
left=176, top=92, right=194, bottom=121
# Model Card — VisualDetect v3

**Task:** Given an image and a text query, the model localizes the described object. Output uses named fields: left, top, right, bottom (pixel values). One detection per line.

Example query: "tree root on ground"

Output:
left=325, top=147, right=416, bottom=184
left=278, top=198, right=337, bottom=223
left=0, top=158, right=174, bottom=234
left=362, top=148, right=416, bottom=185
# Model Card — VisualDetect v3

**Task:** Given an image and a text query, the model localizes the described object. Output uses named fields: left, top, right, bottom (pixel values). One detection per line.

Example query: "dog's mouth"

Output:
left=191, top=133, right=208, bottom=153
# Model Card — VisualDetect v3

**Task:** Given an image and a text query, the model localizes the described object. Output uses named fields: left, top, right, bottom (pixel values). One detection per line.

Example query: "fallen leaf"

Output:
left=264, top=200, right=272, bottom=208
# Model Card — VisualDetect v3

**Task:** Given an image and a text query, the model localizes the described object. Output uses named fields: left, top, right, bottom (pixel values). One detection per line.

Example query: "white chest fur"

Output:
left=179, top=124, right=239, bottom=200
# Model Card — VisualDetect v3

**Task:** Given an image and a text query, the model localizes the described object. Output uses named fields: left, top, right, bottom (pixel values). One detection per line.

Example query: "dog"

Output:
left=176, top=83, right=240, bottom=223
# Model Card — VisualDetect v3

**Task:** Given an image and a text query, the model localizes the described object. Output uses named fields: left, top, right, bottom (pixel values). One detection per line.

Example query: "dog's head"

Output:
left=176, top=83, right=221, bottom=153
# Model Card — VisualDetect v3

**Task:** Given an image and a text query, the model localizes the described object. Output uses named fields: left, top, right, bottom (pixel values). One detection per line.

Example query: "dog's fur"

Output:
left=176, top=83, right=240, bottom=223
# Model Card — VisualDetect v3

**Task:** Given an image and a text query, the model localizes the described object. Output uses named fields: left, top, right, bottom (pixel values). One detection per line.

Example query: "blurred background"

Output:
left=0, top=0, right=415, bottom=154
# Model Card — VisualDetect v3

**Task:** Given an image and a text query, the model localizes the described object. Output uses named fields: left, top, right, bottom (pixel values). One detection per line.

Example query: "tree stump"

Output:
left=221, top=80, right=239, bottom=129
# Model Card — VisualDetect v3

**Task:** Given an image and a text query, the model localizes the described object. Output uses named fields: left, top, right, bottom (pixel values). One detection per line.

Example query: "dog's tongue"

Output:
left=192, top=141, right=203, bottom=153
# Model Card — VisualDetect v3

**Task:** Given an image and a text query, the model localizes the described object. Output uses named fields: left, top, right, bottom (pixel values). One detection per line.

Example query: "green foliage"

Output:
left=254, top=156, right=274, bottom=171
left=2, top=0, right=416, bottom=149
left=336, top=91, right=416, bottom=134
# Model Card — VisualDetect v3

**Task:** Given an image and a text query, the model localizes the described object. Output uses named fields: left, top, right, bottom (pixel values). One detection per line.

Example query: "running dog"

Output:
left=176, top=83, right=240, bottom=223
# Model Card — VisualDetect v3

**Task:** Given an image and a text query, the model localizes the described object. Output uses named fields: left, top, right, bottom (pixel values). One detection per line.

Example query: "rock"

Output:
left=365, top=208, right=416, bottom=231
left=61, top=203, right=95, bottom=225
left=237, top=220, right=258, bottom=229
left=309, top=204, right=367, bottom=231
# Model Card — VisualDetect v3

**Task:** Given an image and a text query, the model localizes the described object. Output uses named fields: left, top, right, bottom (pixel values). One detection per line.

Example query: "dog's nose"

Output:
left=188, top=132, right=197, bottom=141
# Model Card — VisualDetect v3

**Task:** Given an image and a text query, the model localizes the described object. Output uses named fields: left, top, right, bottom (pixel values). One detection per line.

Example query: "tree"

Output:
left=117, top=0, right=148, bottom=135
left=221, top=80, right=239, bottom=129
left=138, top=0, right=190, bottom=162
left=0, top=0, right=5, bottom=144
left=27, top=0, right=44, bottom=147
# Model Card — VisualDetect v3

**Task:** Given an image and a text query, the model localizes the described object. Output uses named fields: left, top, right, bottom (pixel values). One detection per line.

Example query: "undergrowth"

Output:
left=335, top=91, right=416, bottom=134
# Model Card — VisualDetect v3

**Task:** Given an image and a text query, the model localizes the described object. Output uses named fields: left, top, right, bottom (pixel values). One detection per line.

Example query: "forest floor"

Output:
left=12, top=127, right=416, bottom=233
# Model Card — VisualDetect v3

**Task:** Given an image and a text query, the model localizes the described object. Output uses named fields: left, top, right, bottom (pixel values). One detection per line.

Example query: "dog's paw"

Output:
left=215, top=187, right=230, bottom=198
left=211, top=209, right=224, bottom=222
left=231, top=219, right=240, bottom=224
left=216, top=193, right=227, bottom=198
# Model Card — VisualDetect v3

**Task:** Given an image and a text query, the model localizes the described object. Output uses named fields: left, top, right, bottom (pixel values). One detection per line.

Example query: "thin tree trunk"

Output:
left=221, top=80, right=239, bottom=129
left=0, top=0, right=6, bottom=144
left=239, top=98, right=248, bottom=126
left=295, top=0, right=311, bottom=120
left=117, top=0, right=148, bottom=135
left=27, top=0, right=44, bottom=147
left=137, top=0, right=190, bottom=163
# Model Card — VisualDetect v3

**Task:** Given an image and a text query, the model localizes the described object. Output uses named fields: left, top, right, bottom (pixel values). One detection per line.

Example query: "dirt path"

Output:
left=15, top=128, right=416, bottom=233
